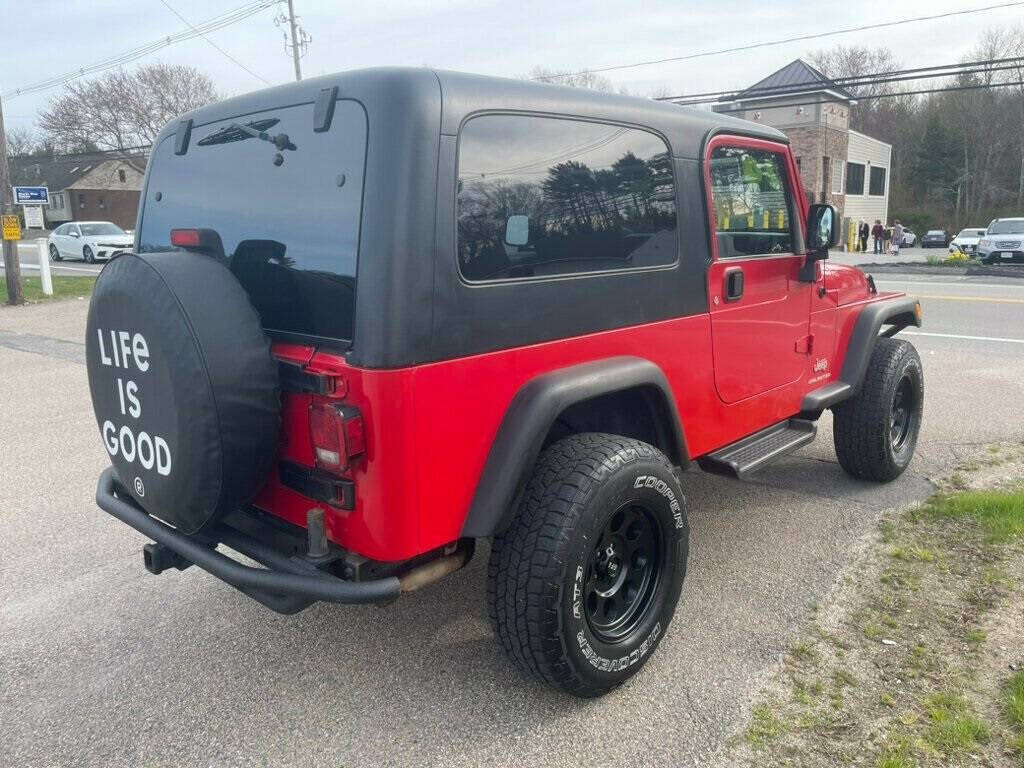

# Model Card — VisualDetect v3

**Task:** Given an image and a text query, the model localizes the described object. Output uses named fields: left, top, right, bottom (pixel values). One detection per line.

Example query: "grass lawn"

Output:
left=732, top=443, right=1024, bottom=767
left=0, top=275, right=95, bottom=302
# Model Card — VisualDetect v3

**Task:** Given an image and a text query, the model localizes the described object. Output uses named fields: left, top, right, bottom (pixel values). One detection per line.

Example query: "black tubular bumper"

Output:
left=95, top=467, right=401, bottom=611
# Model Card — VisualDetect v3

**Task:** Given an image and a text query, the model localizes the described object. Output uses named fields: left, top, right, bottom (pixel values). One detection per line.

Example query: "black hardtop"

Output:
left=156, top=66, right=786, bottom=159
left=144, top=67, right=790, bottom=369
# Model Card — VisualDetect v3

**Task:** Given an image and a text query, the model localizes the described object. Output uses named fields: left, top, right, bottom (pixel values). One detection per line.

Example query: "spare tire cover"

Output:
left=86, top=251, right=279, bottom=534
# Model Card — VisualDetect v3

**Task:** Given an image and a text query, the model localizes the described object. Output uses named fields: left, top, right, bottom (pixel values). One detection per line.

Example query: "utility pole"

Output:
left=0, top=93, right=25, bottom=305
left=286, top=0, right=302, bottom=81
left=276, top=0, right=310, bottom=82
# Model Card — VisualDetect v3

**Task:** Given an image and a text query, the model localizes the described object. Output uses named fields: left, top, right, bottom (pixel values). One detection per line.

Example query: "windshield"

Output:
left=926, top=230, right=943, bottom=236
left=80, top=223, right=126, bottom=236
left=957, top=229, right=983, bottom=238
left=138, top=100, right=367, bottom=342
left=988, top=220, right=1024, bottom=235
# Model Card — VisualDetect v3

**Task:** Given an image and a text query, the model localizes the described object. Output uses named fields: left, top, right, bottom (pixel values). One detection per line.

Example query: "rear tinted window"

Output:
left=139, top=100, right=367, bottom=342
left=456, top=115, right=677, bottom=282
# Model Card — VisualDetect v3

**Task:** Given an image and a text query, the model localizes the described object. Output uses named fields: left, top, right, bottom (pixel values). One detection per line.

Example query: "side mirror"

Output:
left=69, top=231, right=81, bottom=238
left=806, top=204, right=839, bottom=252
left=504, top=214, right=529, bottom=246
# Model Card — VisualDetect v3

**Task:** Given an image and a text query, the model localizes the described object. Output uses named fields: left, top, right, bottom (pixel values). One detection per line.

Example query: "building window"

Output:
left=98, top=195, right=106, bottom=209
left=78, top=193, right=86, bottom=209
left=456, top=114, right=678, bottom=282
left=869, top=166, right=887, bottom=196
left=118, top=169, right=127, bottom=182
left=845, top=162, right=865, bottom=195
left=831, top=160, right=843, bottom=195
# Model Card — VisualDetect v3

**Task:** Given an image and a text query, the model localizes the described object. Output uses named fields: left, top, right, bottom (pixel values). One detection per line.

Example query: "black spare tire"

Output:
left=86, top=251, right=279, bottom=534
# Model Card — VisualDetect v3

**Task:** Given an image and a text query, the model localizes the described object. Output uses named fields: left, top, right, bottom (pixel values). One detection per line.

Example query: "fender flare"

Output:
left=460, top=356, right=689, bottom=538
left=802, top=296, right=921, bottom=413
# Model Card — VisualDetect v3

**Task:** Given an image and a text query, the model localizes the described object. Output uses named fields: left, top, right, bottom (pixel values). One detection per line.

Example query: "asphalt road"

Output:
left=2, top=275, right=1023, bottom=768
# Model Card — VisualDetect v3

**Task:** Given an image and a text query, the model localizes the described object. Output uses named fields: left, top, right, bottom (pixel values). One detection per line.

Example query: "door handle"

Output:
left=724, top=267, right=744, bottom=302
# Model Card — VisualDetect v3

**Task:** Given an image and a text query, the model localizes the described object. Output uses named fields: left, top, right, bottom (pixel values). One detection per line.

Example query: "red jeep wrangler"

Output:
left=86, top=68, right=923, bottom=697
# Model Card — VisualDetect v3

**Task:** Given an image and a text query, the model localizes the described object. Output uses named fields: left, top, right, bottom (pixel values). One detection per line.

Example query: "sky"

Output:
left=2, top=0, right=1022, bottom=134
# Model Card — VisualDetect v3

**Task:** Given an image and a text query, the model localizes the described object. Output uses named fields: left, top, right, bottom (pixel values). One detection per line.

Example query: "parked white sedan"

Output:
left=48, top=221, right=134, bottom=263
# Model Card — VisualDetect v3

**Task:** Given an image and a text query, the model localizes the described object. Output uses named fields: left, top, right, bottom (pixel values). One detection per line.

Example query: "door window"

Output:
left=708, top=145, right=796, bottom=258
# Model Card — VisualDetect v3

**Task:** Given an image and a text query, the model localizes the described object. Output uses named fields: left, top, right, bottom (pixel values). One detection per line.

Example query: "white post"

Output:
left=36, top=238, right=53, bottom=296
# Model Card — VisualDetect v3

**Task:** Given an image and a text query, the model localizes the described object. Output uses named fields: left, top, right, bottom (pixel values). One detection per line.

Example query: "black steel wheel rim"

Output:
left=890, top=374, right=916, bottom=451
left=584, top=503, right=662, bottom=643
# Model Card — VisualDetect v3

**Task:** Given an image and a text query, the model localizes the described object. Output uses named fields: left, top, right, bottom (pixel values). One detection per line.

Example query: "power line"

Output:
left=155, top=0, right=270, bottom=84
left=532, top=1, right=1024, bottom=82
left=710, top=78, right=1024, bottom=115
left=2, top=0, right=276, bottom=100
left=659, top=57, right=1024, bottom=105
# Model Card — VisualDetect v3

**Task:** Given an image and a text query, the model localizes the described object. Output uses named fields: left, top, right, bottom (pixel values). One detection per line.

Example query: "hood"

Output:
left=92, top=234, right=134, bottom=245
left=824, top=262, right=873, bottom=306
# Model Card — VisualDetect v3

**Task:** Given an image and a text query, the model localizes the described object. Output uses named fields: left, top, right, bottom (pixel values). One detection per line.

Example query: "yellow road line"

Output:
left=917, top=293, right=1024, bottom=304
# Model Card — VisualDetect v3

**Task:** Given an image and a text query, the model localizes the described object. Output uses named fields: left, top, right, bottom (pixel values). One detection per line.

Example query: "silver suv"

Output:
left=979, top=217, right=1024, bottom=264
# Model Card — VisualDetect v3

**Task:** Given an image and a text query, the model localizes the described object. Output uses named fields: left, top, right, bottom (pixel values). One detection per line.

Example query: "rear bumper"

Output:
left=95, top=467, right=401, bottom=613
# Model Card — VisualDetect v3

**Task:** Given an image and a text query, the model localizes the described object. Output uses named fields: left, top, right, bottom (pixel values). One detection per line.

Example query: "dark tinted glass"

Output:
left=845, top=162, right=865, bottom=195
left=457, top=115, right=677, bottom=282
left=709, top=146, right=795, bottom=257
left=138, top=100, right=367, bottom=342
left=869, top=166, right=886, bottom=196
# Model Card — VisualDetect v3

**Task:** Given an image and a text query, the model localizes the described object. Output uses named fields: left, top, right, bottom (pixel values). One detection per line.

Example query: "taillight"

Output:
left=170, top=228, right=224, bottom=255
left=309, top=402, right=365, bottom=473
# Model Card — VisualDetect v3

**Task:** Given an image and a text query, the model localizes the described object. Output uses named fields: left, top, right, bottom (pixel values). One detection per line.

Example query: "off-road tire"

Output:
left=487, top=433, right=688, bottom=697
left=83, top=245, right=95, bottom=264
left=833, top=337, right=923, bottom=482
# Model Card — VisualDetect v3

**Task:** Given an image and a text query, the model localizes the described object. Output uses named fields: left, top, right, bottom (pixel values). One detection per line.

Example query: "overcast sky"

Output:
left=3, top=0, right=1022, bottom=134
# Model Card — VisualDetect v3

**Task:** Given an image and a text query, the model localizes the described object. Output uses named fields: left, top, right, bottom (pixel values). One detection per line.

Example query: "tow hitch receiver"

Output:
left=143, top=542, right=193, bottom=575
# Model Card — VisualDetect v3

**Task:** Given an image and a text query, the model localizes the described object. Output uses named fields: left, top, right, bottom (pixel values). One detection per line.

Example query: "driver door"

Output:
left=705, top=136, right=812, bottom=404
left=60, top=224, right=81, bottom=258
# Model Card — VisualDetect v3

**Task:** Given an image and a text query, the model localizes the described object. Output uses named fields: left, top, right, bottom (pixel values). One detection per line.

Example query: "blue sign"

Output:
left=13, top=186, right=49, bottom=205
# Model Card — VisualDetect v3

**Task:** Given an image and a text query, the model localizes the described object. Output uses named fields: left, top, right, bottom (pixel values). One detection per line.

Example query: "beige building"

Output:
left=715, top=60, right=891, bottom=248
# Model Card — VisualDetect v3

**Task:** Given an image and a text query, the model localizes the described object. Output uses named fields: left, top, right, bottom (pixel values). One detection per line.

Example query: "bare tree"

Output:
left=527, top=66, right=618, bottom=92
left=39, top=63, right=218, bottom=153
left=4, top=126, right=39, bottom=158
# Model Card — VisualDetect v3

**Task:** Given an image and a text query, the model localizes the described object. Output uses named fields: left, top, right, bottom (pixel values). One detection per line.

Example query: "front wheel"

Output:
left=487, top=433, right=688, bottom=697
left=49, top=244, right=62, bottom=262
left=83, top=245, right=95, bottom=264
left=832, top=338, right=923, bottom=482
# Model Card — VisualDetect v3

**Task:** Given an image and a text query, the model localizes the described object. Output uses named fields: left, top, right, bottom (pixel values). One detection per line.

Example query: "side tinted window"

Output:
left=709, top=145, right=795, bottom=258
left=457, top=115, right=677, bottom=282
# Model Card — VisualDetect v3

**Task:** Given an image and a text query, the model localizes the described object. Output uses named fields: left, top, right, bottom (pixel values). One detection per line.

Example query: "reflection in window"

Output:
left=709, top=146, right=795, bottom=258
left=457, top=115, right=677, bottom=282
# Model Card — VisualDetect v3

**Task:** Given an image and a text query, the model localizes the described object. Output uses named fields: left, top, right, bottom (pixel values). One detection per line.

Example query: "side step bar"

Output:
left=698, top=419, right=816, bottom=479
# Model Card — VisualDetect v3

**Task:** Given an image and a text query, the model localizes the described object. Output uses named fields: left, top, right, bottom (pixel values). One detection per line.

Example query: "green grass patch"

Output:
left=923, top=692, right=989, bottom=754
left=0, top=275, right=95, bottom=302
left=924, top=490, right=1024, bottom=543
left=1005, top=670, right=1024, bottom=756
left=747, top=703, right=786, bottom=748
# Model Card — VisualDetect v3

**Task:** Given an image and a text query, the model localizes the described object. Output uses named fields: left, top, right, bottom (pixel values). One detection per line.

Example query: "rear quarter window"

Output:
left=456, top=114, right=678, bottom=282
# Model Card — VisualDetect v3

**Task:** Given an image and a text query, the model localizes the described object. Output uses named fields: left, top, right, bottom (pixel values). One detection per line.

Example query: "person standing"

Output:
left=891, top=219, right=904, bottom=257
left=871, top=219, right=884, bottom=255
left=858, top=220, right=869, bottom=252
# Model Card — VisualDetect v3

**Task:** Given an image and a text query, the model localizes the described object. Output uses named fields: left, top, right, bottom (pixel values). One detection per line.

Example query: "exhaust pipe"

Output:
left=398, top=542, right=473, bottom=593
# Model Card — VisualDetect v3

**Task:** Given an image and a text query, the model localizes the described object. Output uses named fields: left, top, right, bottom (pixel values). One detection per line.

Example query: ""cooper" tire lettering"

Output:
left=634, top=474, right=685, bottom=529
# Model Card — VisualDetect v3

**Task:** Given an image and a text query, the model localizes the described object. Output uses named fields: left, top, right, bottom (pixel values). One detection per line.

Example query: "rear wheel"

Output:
left=49, top=244, right=62, bottom=262
left=833, top=338, right=923, bottom=482
left=487, top=433, right=688, bottom=697
left=83, top=245, right=95, bottom=263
